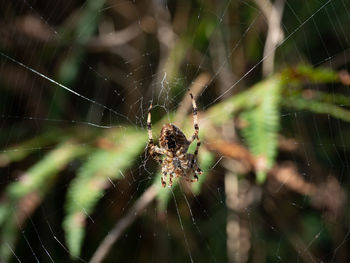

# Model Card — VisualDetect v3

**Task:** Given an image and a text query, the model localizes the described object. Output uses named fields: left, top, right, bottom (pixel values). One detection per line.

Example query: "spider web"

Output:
left=0, top=0, right=350, bottom=262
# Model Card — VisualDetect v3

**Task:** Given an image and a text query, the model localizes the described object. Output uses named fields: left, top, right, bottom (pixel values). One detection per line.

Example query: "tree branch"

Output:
left=90, top=184, right=158, bottom=263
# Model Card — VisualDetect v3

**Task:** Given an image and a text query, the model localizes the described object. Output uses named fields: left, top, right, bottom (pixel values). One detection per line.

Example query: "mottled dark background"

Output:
left=1, top=0, right=350, bottom=262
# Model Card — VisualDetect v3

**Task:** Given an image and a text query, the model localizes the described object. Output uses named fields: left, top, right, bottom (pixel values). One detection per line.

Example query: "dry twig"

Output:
left=255, top=0, right=285, bottom=77
left=90, top=184, right=158, bottom=263
left=88, top=22, right=142, bottom=52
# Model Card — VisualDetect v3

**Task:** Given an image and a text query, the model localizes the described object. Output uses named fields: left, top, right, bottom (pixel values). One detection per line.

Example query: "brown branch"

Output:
left=205, top=135, right=345, bottom=214
left=206, top=139, right=255, bottom=172
left=269, top=162, right=345, bottom=220
left=90, top=184, right=158, bottom=263
left=88, top=22, right=142, bottom=52
left=269, top=162, right=317, bottom=196
left=339, top=70, right=350, bottom=86
left=255, top=0, right=285, bottom=77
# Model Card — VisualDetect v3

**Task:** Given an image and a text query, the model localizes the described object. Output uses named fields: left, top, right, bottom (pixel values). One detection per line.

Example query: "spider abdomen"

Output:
left=165, top=133, right=176, bottom=149
left=159, top=124, right=188, bottom=153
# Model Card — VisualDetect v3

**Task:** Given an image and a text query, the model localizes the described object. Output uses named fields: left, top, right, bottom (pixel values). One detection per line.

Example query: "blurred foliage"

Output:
left=63, top=129, right=145, bottom=257
left=0, top=0, right=350, bottom=262
left=240, top=77, right=281, bottom=183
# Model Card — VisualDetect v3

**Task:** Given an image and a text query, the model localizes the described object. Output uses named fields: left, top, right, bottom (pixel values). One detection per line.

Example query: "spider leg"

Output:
left=194, top=166, right=202, bottom=178
left=147, top=103, right=153, bottom=144
left=188, top=90, right=202, bottom=179
left=176, top=153, right=199, bottom=183
left=184, top=167, right=201, bottom=183
left=169, top=172, right=174, bottom=187
left=168, top=160, right=177, bottom=187
left=176, top=146, right=187, bottom=156
left=161, top=173, right=167, bottom=187
left=183, top=165, right=199, bottom=183
left=149, top=146, right=166, bottom=164
left=186, top=176, right=199, bottom=183
left=193, top=136, right=201, bottom=162
left=147, top=103, right=164, bottom=164
left=161, top=166, right=168, bottom=187
left=188, top=152, right=202, bottom=183
left=174, top=168, right=182, bottom=178
left=161, top=159, right=177, bottom=187
left=189, top=136, right=201, bottom=170
left=177, top=151, right=188, bottom=170
left=188, top=90, right=199, bottom=144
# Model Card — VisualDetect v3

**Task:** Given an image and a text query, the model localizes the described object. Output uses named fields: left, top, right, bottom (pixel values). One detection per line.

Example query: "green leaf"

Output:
left=283, top=96, right=350, bottom=123
left=0, top=130, right=62, bottom=167
left=241, top=76, right=282, bottom=183
left=282, top=64, right=339, bottom=84
left=0, top=142, right=85, bottom=261
left=63, top=129, right=146, bottom=258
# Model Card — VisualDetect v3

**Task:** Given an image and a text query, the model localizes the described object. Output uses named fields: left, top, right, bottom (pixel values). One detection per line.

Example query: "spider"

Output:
left=147, top=91, right=202, bottom=187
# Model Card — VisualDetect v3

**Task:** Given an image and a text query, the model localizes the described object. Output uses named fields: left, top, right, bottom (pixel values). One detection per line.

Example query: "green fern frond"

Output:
left=0, top=142, right=85, bottom=261
left=208, top=77, right=281, bottom=125
left=207, top=65, right=338, bottom=127
left=283, top=96, right=350, bottom=123
left=0, top=130, right=63, bottom=167
left=63, top=129, right=146, bottom=258
left=241, top=76, right=282, bottom=183
left=310, top=91, right=350, bottom=107
left=282, top=64, right=339, bottom=84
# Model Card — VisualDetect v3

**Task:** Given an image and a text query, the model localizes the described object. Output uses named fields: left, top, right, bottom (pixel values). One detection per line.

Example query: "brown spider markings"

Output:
left=147, top=91, right=202, bottom=187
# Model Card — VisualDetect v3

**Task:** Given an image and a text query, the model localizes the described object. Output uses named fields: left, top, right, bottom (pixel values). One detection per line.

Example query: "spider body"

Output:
left=147, top=92, right=202, bottom=187
left=159, top=124, right=188, bottom=153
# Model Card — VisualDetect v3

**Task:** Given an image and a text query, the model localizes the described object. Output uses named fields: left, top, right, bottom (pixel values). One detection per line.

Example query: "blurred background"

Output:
left=1, top=0, right=350, bottom=262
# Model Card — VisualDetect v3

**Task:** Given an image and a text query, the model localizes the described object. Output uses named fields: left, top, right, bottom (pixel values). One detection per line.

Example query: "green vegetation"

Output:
left=1, top=0, right=350, bottom=262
